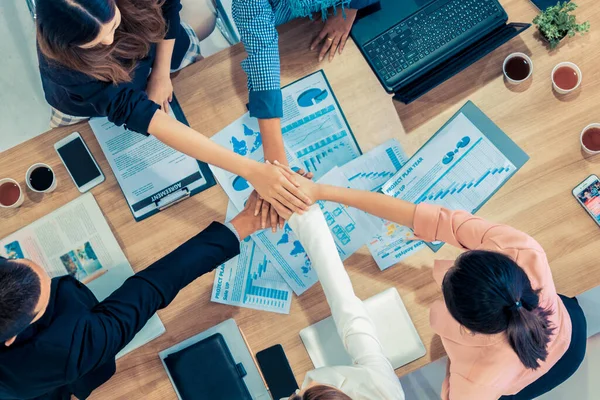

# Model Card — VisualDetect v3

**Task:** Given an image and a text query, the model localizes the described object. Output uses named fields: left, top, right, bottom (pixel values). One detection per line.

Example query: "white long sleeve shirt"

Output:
left=288, top=206, right=405, bottom=400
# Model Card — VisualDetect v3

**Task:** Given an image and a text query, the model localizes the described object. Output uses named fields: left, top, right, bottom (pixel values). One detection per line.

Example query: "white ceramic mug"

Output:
left=26, top=163, right=57, bottom=193
left=580, top=123, right=600, bottom=155
left=502, top=52, right=533, bottom=85
left=0, top=178, right=25, bottom=209
left=552, top=62, right=582, bottom=94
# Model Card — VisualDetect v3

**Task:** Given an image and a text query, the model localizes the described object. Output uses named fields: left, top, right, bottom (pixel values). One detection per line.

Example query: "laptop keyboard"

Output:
left=364, top=0, right=502, bottom=83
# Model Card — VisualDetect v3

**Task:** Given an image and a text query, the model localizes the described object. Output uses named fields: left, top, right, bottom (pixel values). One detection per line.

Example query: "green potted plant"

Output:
left=533, top=2, right=590, bottom=49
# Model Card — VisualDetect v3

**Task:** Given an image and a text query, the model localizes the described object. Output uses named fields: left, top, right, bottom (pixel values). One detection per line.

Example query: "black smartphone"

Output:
left=256, top=345, right=299, bottom=399
left=530, top=0, right=569, bottom=11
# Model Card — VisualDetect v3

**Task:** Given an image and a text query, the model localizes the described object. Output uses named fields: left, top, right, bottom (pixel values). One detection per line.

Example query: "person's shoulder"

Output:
left=38, top=49, right=96, bottom=86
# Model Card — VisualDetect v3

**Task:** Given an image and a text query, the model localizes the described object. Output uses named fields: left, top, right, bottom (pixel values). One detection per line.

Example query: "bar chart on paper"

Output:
left=342, top=140, right=407, bottom=192
left=283, top=104, right=361, bottom=180
left=414, top=138, right=516, bottom=211
left=212, top=237, right=293, bottom=314
left=242, top=253, right=291, bottom=311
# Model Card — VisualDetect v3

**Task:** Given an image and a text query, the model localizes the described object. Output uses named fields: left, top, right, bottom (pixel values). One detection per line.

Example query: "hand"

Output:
left=310, top=8, right=357, bottom=62
left=230, top=191, right=264, bottom=240
left=245, top=161, right=312, bottom=219
left=273, top=161, right=321, bottom=202
left=146, top=71, right=173, bottom=113
left=255, top=168, right=315, bottom=232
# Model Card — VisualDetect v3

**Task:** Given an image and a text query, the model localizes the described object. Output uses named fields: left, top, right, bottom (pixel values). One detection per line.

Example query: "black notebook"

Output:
left=163, top=333, right=252, bottom=400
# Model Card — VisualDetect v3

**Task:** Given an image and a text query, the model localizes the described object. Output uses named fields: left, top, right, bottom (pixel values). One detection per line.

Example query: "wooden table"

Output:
left=1, top=0, right=600, bottom=398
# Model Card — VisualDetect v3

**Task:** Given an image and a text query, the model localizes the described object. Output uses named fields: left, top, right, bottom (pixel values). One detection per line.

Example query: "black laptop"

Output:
left=351, top=0, right=531, bottom=103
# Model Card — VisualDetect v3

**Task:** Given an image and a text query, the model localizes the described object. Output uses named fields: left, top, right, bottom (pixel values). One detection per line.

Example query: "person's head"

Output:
left=288, top=385, right=352, bottom=400
left=36, top=0, right=166, bottom=83
left=442, top=250, right=555, bottom=370
left=0, top=257, right=52, bottom=347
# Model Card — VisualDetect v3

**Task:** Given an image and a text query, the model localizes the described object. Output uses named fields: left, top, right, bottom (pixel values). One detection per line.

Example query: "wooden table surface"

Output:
left=2, top=0, right=600, bottom=398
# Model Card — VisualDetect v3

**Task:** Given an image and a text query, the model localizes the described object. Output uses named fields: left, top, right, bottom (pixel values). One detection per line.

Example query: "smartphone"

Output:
left=530, top=0, right=569, bottom=11
left=54, top=132, right=105, bottom=193
left=256, top=345, right=299, bottom=399
left=572, top=174, right=600, bottom=227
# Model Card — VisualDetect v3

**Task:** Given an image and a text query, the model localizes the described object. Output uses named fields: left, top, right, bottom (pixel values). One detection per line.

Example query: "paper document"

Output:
left=208, top=115, right=302, bottom=212
left=211, top=203, right=293, bottom=314
left=338, top=139, right=407, bottom=192
left=253, top=168, right=382, bottom=295
left=280, top=71, right=360, bottom=180
left=329, top=139, right=422, bottom=271
left=374, top=107, right=527, bottom=268
left=90, top=106, right=214, bottom=221
left=0, top=194, right=165, bottom=357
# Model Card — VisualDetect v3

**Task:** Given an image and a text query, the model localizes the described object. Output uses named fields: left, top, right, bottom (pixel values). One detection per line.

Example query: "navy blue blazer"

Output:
left=0, top=222, right=239, bottom=400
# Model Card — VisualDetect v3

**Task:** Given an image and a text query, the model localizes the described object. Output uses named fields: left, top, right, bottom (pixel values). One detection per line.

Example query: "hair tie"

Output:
left=510, top=301, right=522, bottom=311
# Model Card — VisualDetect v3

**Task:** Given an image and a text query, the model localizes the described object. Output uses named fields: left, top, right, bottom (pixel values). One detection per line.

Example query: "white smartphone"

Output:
left=54, top=132, right=105, bottom=193
left=572, top=174, right=600, bottom=227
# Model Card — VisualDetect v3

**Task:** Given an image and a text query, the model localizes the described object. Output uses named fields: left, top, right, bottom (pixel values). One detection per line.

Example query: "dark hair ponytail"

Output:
left=442, top=250, right=555, bottom=370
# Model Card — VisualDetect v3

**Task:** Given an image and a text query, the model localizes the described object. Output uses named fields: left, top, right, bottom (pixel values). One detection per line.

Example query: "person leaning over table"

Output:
left=276, top=162, right=587, bottom=400
left=232, top=0, right=378, bottom=227
left=35, top=0, right=312, bottom=218
left=0, top=192, right=264, bottom=400
left=285, top=204, right=405, bottom=400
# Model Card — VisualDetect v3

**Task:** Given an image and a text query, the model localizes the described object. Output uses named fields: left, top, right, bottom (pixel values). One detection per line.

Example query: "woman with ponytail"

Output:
left=35, top=0, right=313, bottom=219
left=275, top=166, right=588, bottom=400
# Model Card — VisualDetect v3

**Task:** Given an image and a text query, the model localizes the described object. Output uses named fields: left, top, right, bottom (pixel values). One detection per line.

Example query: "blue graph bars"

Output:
left=243, top=256, right=290, bottom=306
left=417, top=166, right=511, bottom=203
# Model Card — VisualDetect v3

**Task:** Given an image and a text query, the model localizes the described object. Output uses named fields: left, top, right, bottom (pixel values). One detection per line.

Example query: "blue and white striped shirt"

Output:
left=233, top=0, right=377, bottom=119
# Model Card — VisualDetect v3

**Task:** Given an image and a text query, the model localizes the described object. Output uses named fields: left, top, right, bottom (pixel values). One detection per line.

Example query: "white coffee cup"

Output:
left=502, top=52, right=533, bottom=85
left=580, top=123, right=600, bottom=155
left=552, top=62, right=582, bottom=94
left=0, top=178, right=25, bottom=209
left=26, top=163, right=57, bottom=193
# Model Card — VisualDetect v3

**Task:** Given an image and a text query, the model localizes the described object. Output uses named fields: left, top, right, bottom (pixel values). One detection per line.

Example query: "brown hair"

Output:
left=37, top=0, right=166, bottom=84
left=289, top=385, right=352, bottom=400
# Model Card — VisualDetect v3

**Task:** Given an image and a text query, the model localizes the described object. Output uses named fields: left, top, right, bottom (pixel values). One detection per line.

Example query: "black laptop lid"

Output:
left=351, top=0, right=434, bottom=45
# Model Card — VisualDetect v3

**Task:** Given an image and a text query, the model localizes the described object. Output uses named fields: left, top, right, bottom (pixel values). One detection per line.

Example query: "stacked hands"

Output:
left=239, top=161, right=321, bottom=234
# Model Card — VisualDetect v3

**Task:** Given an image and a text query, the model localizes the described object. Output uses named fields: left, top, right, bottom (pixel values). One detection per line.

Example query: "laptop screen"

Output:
left=351, top=0, right=435, bottom=45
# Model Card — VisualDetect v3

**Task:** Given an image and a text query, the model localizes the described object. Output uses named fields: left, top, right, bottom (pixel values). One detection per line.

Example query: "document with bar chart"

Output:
left=338, top=139, right=407, bottom=192
left=212, top=203, right=293, bottom=314
left=381, top=101, right=529, bottom=255
left=281, top=71, right=361, bottom=180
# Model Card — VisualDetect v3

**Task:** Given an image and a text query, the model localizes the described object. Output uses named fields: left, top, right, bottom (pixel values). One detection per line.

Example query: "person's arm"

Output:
left=66, top=195, right=262, bottom=377
left=148, top=111, right=309, bottom=217
left=146, top=0, right=182, bottom=112
left=288, top=206, right=400, bottom=383
left=279, top=169, right=538, bottom=252
left=232, top=0, right=287, bottom=164
left=147, top=38, right=176, bottom=112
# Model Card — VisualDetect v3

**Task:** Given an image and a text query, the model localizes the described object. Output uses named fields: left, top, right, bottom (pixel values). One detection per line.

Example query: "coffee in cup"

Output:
left=581, top=124, right=600, bottom=155
left=26, top=163, right=57, bottom=193
left=0, top=178, right=24, bottom=209
left=503, top=53, right=533, bottom=84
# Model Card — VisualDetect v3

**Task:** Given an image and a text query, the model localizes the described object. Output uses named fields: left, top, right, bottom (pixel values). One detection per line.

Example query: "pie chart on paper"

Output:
left=297, top=88, right=329, bottom=107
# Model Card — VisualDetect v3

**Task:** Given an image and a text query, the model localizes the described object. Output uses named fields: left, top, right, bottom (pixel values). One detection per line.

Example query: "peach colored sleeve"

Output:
left=413, top=203, right=498, bottom=249
left=413, top=203, right=541, bottom=252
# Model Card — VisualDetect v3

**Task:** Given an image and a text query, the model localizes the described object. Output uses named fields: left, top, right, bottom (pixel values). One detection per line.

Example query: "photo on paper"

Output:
left=4, top=241, right=24, bottom=259
left=59, top=242, right=103, bottom=281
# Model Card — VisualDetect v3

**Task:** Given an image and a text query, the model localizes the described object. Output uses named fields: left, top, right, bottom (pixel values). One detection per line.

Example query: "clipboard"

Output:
left=383, top=101, right=529, bottom=252
left=90, top=95, right=216, bottom=222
